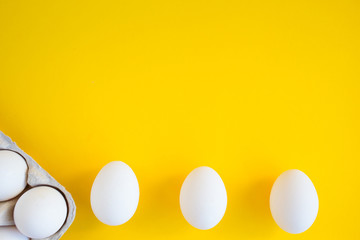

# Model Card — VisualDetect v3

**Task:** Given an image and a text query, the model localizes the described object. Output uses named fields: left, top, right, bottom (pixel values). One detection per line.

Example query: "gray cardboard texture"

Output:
left=0, top=131, right=76, bottom=240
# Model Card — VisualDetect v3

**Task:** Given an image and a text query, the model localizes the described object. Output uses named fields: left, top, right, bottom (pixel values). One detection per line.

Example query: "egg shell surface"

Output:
left=0, top=226, right=29, bottom=240
left=270, top=169, right=319, bottom=234
left=180, top=166, right=227, bottom=230
left=14, top=186, right=68, bottom=239
left=91, top=161, right=140, bottom=226
left=0, top=150, right=28, bottom=201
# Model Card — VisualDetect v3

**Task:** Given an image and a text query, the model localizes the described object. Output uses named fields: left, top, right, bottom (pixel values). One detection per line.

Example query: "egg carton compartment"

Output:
left=0, top=131, right=76, bottom=240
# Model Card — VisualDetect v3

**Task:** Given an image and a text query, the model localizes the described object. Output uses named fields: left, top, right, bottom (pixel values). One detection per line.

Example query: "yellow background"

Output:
left=1, top=0, right=359, bottom=239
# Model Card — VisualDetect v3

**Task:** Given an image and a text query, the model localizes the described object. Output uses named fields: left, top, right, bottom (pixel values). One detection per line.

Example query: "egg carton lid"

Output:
left=0, top=130, right=76, bottom=240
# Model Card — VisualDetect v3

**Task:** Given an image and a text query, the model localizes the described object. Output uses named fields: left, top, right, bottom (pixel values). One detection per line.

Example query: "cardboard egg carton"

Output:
left=0, top=131, right=76, bottom=240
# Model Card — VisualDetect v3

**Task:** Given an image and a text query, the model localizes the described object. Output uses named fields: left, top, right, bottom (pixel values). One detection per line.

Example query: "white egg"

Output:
left=270, top=169, right=319, bottom=234
left=180, top=166, right=227, bottom=230
left=91, top=161, right=140, bottom=226
left=14, top=186, right=68, bottom=239
left=0, top=226, right=29, bottom=240
left=0, top=150, right=28, bottom=201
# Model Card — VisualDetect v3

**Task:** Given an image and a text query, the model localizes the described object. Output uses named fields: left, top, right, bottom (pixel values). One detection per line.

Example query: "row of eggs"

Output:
left=0, top=149, right=319, bottom=239
left=91, top=161, right=319, bottom=234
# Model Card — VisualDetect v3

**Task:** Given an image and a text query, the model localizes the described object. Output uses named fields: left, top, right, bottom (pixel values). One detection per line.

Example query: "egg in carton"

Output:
left=0, top=130, right=76, bottom=239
